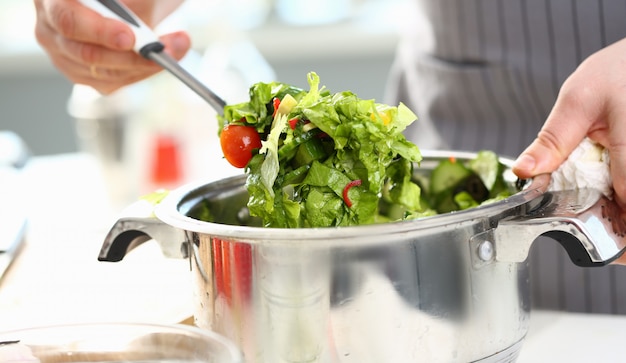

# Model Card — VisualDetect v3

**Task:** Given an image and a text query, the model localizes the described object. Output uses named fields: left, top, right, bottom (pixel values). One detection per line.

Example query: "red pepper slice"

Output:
left=343, top=179, right=362, bottom=208
left=288, top=117, right=299, bottom=129
left=272, top=97, right=281, bottom=117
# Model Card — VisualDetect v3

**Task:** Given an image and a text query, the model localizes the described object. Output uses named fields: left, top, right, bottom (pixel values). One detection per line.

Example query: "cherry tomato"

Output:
left=220, top=125, right=262, bottom=168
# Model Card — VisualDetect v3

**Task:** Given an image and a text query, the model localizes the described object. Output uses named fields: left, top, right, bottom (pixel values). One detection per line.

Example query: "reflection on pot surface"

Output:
left=186, top=225, right=530, bottom=362
left=99, top=151, right=626, bottom=363
left=0, top=322, right=242, bottom=363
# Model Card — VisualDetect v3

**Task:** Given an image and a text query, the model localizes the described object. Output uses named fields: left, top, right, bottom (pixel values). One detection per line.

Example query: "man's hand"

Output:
left=513, top=37, right=626, bottom=210
left=33, top=0, right=190, bottom=94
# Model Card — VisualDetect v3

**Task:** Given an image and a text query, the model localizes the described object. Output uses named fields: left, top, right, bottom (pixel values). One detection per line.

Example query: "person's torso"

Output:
left=386, top=0, right=626, bottom=315
left=391, top=0, right=626, bottom=157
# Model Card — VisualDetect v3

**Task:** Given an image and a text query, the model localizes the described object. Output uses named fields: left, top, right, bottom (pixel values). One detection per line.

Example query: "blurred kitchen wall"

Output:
left=0, top=1, right=77, bottom=156
left=0, top=0, right=409, bottom=156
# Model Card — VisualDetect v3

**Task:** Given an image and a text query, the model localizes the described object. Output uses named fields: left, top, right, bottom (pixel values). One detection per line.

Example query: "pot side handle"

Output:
left=99, top=200, right=188, bottom=262
left=490, top=189, right=626, bottom=267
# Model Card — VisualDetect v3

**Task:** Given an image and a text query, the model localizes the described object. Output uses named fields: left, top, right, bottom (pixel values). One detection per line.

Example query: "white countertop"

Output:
left=0, top=153, right=197, bottom=329
left=518, top=310, right=626, bottom=362
left=2, top=153, right=626, bottom=362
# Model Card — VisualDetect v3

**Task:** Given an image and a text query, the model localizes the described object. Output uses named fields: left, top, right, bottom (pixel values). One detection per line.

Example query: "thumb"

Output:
left=511, top=132, right=583, bottom=180
left=605, top=107, right=626, bottom=209
left=512, top=87, right=591, bottom=179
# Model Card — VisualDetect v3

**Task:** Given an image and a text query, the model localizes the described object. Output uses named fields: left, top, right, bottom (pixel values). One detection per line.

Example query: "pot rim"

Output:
left=154, top=150, right=550, bottom=246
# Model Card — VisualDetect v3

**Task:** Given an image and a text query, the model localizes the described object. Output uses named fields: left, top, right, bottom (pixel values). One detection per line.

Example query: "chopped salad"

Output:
left=217, top=72, right=516, bottom=228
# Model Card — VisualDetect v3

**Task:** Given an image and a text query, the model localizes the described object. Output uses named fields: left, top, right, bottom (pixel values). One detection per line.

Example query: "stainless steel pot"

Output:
left=99, top=150, right=626, bottom=363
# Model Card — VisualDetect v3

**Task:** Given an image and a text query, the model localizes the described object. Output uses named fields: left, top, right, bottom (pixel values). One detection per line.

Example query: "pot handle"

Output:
left=98, top=199, right=188, bottom=262
left=476, top=188, right=626, bottom=267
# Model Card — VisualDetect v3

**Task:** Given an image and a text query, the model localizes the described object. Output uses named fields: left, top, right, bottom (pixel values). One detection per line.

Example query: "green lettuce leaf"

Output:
left=223, top=72, right=423, bottom=228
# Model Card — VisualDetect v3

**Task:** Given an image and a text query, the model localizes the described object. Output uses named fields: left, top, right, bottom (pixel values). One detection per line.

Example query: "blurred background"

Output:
left=0, top=0, right=410, bottom=156
left=0, top=0, right=416, bottom=212
left=0, top=0, right=414, bottom=328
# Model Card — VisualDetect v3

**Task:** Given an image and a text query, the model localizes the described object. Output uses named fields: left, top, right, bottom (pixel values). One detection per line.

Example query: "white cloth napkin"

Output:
left=548, top=137, right=612, bottom=198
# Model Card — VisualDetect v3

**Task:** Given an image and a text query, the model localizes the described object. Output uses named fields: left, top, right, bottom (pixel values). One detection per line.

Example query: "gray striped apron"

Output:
left=386, top=0, right=626, bottom=314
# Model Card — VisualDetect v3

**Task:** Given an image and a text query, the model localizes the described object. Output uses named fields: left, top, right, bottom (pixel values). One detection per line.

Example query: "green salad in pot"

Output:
left=217, top=72, right=515, bottom=228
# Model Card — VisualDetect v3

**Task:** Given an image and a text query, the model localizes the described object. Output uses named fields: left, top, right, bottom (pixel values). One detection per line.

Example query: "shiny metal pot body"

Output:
left=100, top=151, right=626, bottom=363
left=186, top=201, right=530, bottom=363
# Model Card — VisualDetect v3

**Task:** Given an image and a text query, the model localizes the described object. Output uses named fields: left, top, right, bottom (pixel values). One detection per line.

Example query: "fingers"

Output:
left=513, top=37, right=626, bottom=210
left=512, top=65, right=603, bottom=179
left=85, top=31, right=191, bottom=94
left=37, top=0, right=135, bottom=50
left=59, top=34, right=155, bottom=68
left=77, top=31, right=191, bottom=76
left=613, top=254, right=626, bottom=265
left=34, top=0, right=191, bottom=94
left=604, top=105, right=626, bottom=209
left=160, top=31, right=192, bottom=61
left=608, top=158, right=626, bottom=210
left=63, top=31, right=189, bottom=94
